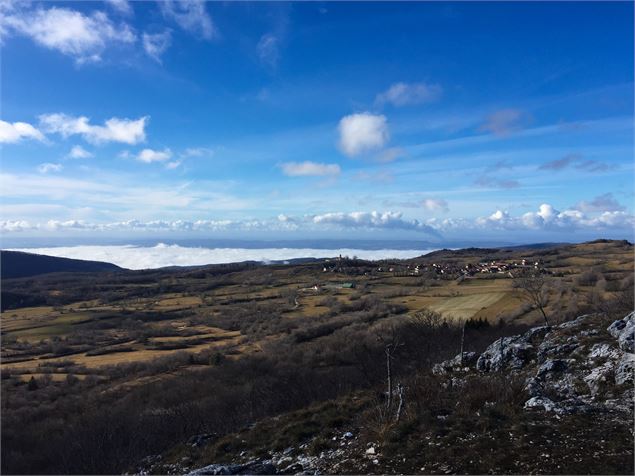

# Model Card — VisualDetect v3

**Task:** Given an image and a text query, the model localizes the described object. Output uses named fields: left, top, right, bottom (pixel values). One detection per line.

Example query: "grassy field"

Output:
left=1, top=240, right=632, bottom=383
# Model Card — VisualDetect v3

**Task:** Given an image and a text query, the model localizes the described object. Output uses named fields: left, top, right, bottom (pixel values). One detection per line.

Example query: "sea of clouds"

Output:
left=8, top=243, right=436, bottom=270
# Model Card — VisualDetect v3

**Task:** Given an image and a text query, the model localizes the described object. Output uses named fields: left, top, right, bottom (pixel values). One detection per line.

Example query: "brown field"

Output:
left=1, top=239, right=632, bottom=383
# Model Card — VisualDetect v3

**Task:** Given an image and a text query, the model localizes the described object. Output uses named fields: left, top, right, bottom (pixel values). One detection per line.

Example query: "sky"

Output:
left=1, top=0, right=634, bottom=246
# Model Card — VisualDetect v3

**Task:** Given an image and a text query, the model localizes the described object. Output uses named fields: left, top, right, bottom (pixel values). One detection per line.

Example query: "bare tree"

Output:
left=376, top=326, right=402, bottom=412
left=513, top=269, right=550, bottom=326
left=459, top=319, right=466, bottom=366
left=395, top=383, right=405, bottom=423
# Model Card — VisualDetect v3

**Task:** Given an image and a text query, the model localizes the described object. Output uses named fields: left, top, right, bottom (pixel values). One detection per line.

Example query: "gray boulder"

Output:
left=537, top=358, right=569, bottom=377
left=476, top=336, right=534, bottom=372
left=615, top=353, right=635, bottom=386
left=432, top=351, right=478, bottom=374
left=607, top=312, right=634, bottom=353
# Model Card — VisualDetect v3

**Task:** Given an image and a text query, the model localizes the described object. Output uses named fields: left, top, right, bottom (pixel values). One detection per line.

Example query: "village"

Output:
left=295, top=254, right=549, bottom=294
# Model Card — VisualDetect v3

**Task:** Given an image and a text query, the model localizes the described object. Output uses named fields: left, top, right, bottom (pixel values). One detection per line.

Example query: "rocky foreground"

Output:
left=138, top=312, right=634, bottom=475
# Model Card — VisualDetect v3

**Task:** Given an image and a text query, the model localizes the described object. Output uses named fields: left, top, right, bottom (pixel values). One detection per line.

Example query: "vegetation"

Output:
left=1, top=240, right=633, bottom=474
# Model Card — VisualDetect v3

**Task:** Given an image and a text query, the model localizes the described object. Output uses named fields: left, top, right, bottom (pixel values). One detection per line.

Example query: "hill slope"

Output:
left=145, top=312, right=634, bottom=475
left=1, top=250, right=123, bottom=279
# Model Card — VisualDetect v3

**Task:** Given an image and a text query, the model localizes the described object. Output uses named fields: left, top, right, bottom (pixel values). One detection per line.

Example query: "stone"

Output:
left=522, top=326, right=551, bottom=344
left=615, top=353, right=635, bottom=386
left=537, top=342, right=579, bottom=363
left=365, top=447, right=376, bottom=455
left=524, top=376, right=543, bottom=397
left=584, top=361, right=615, bottom=396
left=524, top=396, right=560, bottom=413
left=477, top=336, right=534, bottom=372
left=537, top=359, right=569, bottom=377
left=607, top=312, right=635, bottom=353
left=432, top=352, right=478, bottom=375
left=588, top=343, right=620, bottom=361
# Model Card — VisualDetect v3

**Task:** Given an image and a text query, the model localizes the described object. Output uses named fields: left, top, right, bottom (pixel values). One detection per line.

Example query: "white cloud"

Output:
left=2, top=6, right=135, bottom=62
left=476, top=209, right=514, bottom=229
left=587, top=211, right=634, bottom=228
left=473, top=203, right=635, bottom=232
left=68, top=145, right=93, bottom=159
left=0, top=220, right=33, bottom=232
left=143, top=30, right=172, bottom=62
left=312, top=211, right=440, bottom=236
left=421, top=198, right=449, bottom=213
left=338, top=112, right=389, bottom=157
left=6, top=243, right=429, bottom=269
left=165, top=160, right=182, bottom=170
left=40, top=113, right=148, bottom=144
left=0, top=120, right=45, bottom=143
left=37, top=163, right=63, bottom=174
left=137, top=148, right=172, bottom=163
left=257, top=33, right=279, bottom=68
left=375, top=82, right=442, bottom=107
left=105, top=0, right=132, bottom=16
left=160, top=0, right=214, bottom=39
left=280, top=161, right=341, bottom=177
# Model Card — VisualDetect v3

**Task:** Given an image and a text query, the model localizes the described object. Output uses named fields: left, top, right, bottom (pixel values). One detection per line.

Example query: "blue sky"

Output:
left=1, top=0, right=633, bottom=245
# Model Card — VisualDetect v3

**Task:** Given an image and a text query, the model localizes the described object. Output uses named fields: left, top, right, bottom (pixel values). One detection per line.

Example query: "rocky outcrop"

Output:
left=188, top=460, right=276, bottom=475
left=179, top=313, right=634, bottom=476
left=434, top=312, right=634, bottom=416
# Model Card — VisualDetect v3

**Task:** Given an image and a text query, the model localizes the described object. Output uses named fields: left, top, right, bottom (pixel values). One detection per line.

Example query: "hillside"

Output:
left=0, top=240, right=632, bottom=474
left=0, top=250, right=122, bottom=279
left=142, top=312, right=634, bottom=475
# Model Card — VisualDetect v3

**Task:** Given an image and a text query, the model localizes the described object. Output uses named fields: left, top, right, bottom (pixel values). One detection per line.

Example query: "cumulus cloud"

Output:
left=312, top=211, right=440, bottom=236
left=280, top=161, right=341, bottom=177
left=143, top=30, right=172, bottom=62
left=574, top=193, right=625, bottom=213
left=1, top=6, right=135, bottom=62
left=521, top=204, right=589, bottom=230
left=37, top=163, right=63, bottom=174
left=421, top=198, right=449, bottom=213
left=338, top=113, right=389, bottom=157
left=375, top=81, right=442, bottom=107
left=479, top=109, right=529, bottom=136
left=39, top=113, right=148, bottom=144
left=136, top=148, right=172, bottom=163
left=0, top=120, right=45, bottom=143
left=160, top=0, right=214, bottom=39
left=68, top=145, right=93, bottom=159
left=257, top=33, right=279, bottom=68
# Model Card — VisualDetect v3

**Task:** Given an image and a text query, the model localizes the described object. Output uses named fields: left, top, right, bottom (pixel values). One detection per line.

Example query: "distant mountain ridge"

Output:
left=1, top=250, right=123, bottom=279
